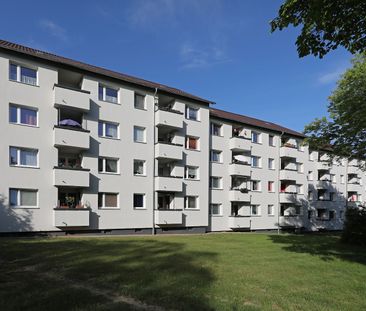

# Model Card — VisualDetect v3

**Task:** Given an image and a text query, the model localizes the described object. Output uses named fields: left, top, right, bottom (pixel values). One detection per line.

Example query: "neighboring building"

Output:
left=0, top=40, right=363, bottom=234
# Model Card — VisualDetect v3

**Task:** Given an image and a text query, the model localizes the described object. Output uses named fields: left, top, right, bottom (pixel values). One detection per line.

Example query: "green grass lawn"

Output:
left=1, top=233, right=366, bottom=311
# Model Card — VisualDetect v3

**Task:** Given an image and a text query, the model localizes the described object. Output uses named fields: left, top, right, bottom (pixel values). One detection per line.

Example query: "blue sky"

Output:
left=0, top=0, right=352, bottom=132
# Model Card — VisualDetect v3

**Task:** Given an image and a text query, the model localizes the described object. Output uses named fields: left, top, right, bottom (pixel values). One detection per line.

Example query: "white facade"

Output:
left=0, top=42, right=364, bottom=234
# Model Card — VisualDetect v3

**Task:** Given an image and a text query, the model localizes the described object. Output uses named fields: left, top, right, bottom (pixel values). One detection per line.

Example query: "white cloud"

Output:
left=39, top=19, right=68, bottom=42
left=317, top=64, right=349, bottom=85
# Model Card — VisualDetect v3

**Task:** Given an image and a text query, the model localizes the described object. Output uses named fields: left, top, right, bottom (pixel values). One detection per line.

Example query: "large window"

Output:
left=98, top=84, right=119, bottom=103
left=9, top=188, right=37, bottom=208
left=210, top=177, right=222, bottom=189
left=98, top=121, right=119, bottom=139
left=134, top=93, right=146, bottom=110
left=186, top=136, right=199, bottom=150
left=9, top=104, right=37, bottom=126
left=9, top=147, right=38, bottom=167
left=98, top=193, right=118, bottom=208
left=185, top=106, right=199, bottom=121
left=185, top=196, right=198, bottom=209
left=98, top=157, right=119, bottom=174
left=210, top=204, right=222, bottom=216
left=134, top=160, right=146, bottom=176
left=134, top=126, right=146, bottom=143
left=133, top=194, right=145, bottom=209
left=210, top=150, right=222, bottom=163
left=9, top=63, right=37, bottom=86
left=185, top=166, right=199, bottom=180
left=210, top=123, right=222, bottom=136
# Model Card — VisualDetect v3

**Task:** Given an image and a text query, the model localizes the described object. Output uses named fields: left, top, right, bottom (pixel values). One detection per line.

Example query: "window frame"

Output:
left=185, top=136, right=199, bottom=151
left=98, top=157, right=119, bottom=174
left=133, top=159, right=146, bottom=176
left=185, top=106, right=199, bottom=121
left=210, top=203, right=222, bottom=216
left=210, top=176, right=223, bottom=189
left=251, top=204, right=260, bottom=216
left=185, top=166, right=199, bottom=180
left=184, top=196, right=198, bottom=209
left=9, top=104, right=38, bottom=127
left=210, top=150, right=222, bottom=163
left=133, top=193, right=146, bottom=210
left=210, top=122, right=222, bottom=136
left=251, top=131, right=261, bottom=144
left=98, top=192, right=119, bottom=209
left=134, top=93, right=146, bottom=110
left=98, top=84, right=119, bottom=104
left=268, top=135, right=275, bottom=147
left=268, top=181, right=274, bottom=192
left=251, top=156, right=261, bottom=168
left=9, top=188, right=38, bottom=208
left=98, top=121, right=119, bottom=139
left=133, top=126, right=147, bottom=143
left=9, top=62, right=38, bottom=86
left=267, top=204, right=275, bottom=216
left=9, top=146, right=39, bottom=168
left=268, top=158, right=275, bottom=170
left=251, top=180, right=261, bottom=192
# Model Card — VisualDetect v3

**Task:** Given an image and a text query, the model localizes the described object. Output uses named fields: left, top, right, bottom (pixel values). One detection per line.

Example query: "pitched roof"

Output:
left=210, top=108, right=306, bottom=138
left=0, top=39, right=213, bottom=105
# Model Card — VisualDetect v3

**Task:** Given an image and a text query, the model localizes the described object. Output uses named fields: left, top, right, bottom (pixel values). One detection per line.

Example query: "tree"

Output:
left=304, top=53, right=366, bottom=166
left=271, top=0, right=366, bottom=58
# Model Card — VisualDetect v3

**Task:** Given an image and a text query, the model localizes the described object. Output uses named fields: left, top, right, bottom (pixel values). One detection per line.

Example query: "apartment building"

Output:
left=0, top=40, right=364, bottom=234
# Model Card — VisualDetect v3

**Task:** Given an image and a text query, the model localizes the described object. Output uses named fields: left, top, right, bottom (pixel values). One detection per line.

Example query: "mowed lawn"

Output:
left=1, top=233, right=366, bottom=311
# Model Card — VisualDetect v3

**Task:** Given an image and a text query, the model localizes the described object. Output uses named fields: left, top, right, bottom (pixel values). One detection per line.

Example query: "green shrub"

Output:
left=341, top=208, right=366, bottom=246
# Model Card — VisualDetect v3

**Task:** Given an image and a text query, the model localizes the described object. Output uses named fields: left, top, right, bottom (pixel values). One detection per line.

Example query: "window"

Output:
left=331, top=174, right=336, bottom=183
left=251, top=131, right=261, bottom=143
left=134, top=126, right=146, bottom=143
left=9, top=147, right=38, bottom=167
left=98, top=84, right=118, bottom=103
left=251, top=205, right=260, bottom=216
left=210, top=150, right=222, bottom=163
left=98, top=193, right=118, bottom=208
left=268, top=158, right=275, bottom=169
left=9, top=188, right=37, bottom=208
left=9, top=104, right=37, bottom=126
left=185, top=106, right=199, bottom=121
left=9, top=63, right=37, bottom=86
left=267, top=204, right=274, bottom=216
left=210, top=177, right=222, bottom=189
left=134, top=160, right=146, bottom=176
left=269, top=135, right=275, bottom=146
left=251, top=180, right=261, bottom=191
left=186, top=136, right=199, bottom=150
left=185, top=196, right=198, bottom=209
left=98, top=157, right=118, bottom=174
left=210, top=204, right=222, bottom=216
left=185, top=166, right=199, bottom=180
left=134, top=194, right=145, bottom=209
left=98, top=121, right=119, bottom=139
left=251, top=156, right=261, bottom=168
left=134, top=93, right=146, bottom=110
left=268, top=181, right=274, bottom=192
left=210, top=123, right=222, bottom=136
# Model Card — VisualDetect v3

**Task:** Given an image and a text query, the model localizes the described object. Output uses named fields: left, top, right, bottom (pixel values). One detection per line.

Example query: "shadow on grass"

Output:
left=0, top=238, right=217, bottom=311
left=269, top=233, right=366, bottom=265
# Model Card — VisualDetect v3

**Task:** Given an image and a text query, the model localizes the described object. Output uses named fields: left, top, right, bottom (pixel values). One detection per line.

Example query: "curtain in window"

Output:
left=188, top=138, right=197, bottom=149
left=20, top=67, right=37, bottom=85
left=106, top=124, right=117, bottom=138
left=106, top=159, right=117, bottom=172
left=20, top=149, right=37, bottom=166
left=20, top=108, right=37, bottom=126
left=105, top=194, right=117, bottom=207
left=135, top=95, right=145, bottom=109
left=105, top=88, right=118, bottom=103
left=20, top=190, right=37, bottom=206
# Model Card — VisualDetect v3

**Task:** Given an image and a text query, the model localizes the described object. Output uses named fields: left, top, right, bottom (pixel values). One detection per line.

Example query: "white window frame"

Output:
left=98, top=192, right=119, bottom=209
left=133, top=126, right=146, bottom=143
left=98, top=121, right=119, bottom=139
left=185, top=106, right=199, bottom=121
left=9, top=62, right=38, bottom=86
left=185, top=166, right=199, bottom=180
left=186, top=136, right=199, bottom=150
left=210, top=203, right=222, bottom=216
left=185, top=196, right=198, bottom=209
left=210, top=176, right=223, bottom=189
left=133, top=193, right=146, bottom=210
left=134, top=159, right=146, bottom=176
left=210, top=150, right=222, bottom=163
left=251, top=156, right=261, bottom=168
left=9, top=188, right=38, bottom=208
left=134, top=93, right=146, bottom=110
left=9, top=146, right=38, bottom=168
left=98, top=157, right=119, bottom=174
left=9, top=104, right=38, bottom=127
left=98, top=84, right=119, bottom=104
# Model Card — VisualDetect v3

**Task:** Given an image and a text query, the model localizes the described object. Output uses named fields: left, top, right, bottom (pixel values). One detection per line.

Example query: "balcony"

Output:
left=155, top=209, right=183, bottom=225
left=279, top=192, right=303, bottom=204
left=53, top=167, right=90, bottom=188
left=229, top=163, right=251, bottom=176
left=228, top=216, right=251, bottom=230
left=348, top=182, right=361, bottom=192
left=155, top=176, right=183, bottom=192
left=279, top=169, right=299, bottom=181
left=348, top=165, right=359, bottom=174
left=54, top=126, right=90, bottom=150
left=229, top=137, right=251, bottom=151
left=156, top=108, right=183, bottom=129
left=54, top=208, right=90, bottom=227
left=317, top=162, right=331, bottom=170
left=279, top=216, right=303, bottom=228
left=155, top=142, right=183, bottom=161
left=229, top=190, right=250, bottom=202
left=280, top=145, right=299, bottom=158
left=54, top=84, right=90, bottom=111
